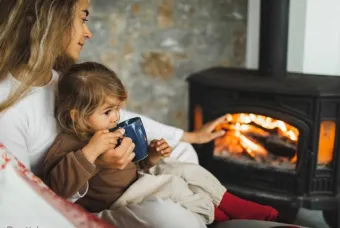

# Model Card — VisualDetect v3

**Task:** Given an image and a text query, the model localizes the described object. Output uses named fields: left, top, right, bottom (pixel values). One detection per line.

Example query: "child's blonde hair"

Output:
left=56, top=62, right=127, bottom=139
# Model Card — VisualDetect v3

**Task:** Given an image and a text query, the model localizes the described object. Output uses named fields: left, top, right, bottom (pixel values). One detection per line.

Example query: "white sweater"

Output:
left=0, top=72, right=184, bottom=177
left=0, top=72, right=59, bottom=177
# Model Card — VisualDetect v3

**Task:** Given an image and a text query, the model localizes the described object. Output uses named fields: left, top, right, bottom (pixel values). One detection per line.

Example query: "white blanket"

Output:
left=111, top=158, right=227, bottom=225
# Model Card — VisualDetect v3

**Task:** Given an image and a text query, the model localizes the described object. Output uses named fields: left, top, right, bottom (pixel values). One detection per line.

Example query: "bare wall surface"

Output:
left=80, top=0, right=247, bottom=129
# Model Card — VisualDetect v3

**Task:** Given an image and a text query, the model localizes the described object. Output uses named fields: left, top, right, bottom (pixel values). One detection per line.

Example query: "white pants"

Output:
left=110, top=158, right=226, bottom=225
left=97, top=142, right=206, bottom=228
left=98, top=197, right=206, bottom=228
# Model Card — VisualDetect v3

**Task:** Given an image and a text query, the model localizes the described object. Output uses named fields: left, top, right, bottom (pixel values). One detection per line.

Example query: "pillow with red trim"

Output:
left=0, top=144, right=115, bottom=228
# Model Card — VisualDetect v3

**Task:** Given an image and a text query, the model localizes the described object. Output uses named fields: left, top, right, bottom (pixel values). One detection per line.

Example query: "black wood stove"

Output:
left=187, top=1, right=340, bottom=226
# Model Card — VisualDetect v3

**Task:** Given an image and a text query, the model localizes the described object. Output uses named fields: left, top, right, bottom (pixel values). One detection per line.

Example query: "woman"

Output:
left=0, top=1, right=218, bottom=227
left=0, top=1, right=296, bottom=228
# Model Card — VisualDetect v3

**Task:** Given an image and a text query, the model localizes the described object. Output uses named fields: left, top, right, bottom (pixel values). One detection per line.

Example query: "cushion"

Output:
left=0, top=143, right=115, bottom=228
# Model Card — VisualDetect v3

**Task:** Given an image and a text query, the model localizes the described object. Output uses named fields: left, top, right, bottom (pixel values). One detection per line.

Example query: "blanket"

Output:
left=111, top=158, right=227, bottom=224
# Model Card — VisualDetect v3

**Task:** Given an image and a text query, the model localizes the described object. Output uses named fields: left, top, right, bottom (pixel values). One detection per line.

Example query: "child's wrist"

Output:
left=148, top=154, right=161, bottom=165
left=82, top=145, right=99, bottom=164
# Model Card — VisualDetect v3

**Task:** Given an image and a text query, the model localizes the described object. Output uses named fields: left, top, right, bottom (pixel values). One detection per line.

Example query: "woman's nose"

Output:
left=84, top=24, right=92, bottom=39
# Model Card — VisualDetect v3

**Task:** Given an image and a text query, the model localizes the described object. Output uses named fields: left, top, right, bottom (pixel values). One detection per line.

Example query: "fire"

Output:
left=214, top=113, right=299, bottom=167
left=223, top=113, right=299, bottom=142
left=193, top=108, right=335, bottom=168
left=239, top=135, right=267, bottom=157
left=318, top=121, right=335, bottom=165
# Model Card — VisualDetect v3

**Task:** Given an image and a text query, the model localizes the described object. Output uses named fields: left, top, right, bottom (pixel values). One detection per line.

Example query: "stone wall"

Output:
left=80, top=0, right=247, bottom=130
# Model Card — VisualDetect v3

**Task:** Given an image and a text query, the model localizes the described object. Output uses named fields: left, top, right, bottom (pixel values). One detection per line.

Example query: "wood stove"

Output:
left=187, top=1, right=339, bottom=227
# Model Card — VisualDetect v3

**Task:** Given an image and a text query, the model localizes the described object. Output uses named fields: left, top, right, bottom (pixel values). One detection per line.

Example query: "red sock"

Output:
left=214, top=207, right=230, bottom=222
left=218, top=192, right=278, bottom=221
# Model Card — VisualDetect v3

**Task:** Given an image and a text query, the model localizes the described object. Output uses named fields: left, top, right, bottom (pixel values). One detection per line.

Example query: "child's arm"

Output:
left=138, top=139, right=172, bottom=170
left=44, top=139, right=97, bottom=199
left=44, top=130, right=123, bottom=198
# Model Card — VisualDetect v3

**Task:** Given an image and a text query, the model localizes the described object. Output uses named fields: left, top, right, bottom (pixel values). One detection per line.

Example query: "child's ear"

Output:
left=70, top=109, right=77, bottom=121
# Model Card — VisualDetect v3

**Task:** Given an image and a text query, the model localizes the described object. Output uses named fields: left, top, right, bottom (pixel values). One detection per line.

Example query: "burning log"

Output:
left=214, top=113, right=299, bottom=168
left=245, top=133, right=296, bottom=159
left=266, top=135, right=296, bottom=158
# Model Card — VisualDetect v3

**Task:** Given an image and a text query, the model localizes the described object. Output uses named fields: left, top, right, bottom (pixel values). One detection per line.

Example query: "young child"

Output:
left=44, top=62, right=278, bottom=225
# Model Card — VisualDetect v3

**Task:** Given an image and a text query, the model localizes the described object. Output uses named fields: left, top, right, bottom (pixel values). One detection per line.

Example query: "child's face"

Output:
left=87, top=97, right=122, bottom=132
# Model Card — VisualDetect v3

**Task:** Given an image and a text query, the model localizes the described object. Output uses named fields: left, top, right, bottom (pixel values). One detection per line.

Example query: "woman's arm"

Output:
left=181, top=115, right=227, bottom=144
left=121, top=110, right=226, bottom=145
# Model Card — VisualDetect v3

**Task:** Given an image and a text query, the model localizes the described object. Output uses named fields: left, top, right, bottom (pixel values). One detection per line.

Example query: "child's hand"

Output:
left=148, top=138, right=172, bottom=164
left=82, top=129, right=125, bottom=164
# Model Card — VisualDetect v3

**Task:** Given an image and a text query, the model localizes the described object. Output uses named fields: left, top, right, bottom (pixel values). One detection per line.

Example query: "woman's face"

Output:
left=64, top=0, right=92, bottom=61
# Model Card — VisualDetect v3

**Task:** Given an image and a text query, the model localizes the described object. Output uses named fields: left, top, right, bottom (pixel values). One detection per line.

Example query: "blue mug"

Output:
left=109, top=117, right=148, bottom=162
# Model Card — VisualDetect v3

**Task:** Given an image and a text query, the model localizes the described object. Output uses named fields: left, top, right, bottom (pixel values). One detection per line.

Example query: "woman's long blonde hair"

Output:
left=0, top=0, right=78, bottom=112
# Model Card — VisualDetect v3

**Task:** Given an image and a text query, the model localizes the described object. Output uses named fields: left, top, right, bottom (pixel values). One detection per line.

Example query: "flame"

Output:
left=318, top=121, right=335, bottom=165
left=194, top=106, right=203, bottom=131
left=214, top=113, right=299, bottom=166
left=224, top=113, right=299, bottom=142
left=239, top=135, right=267, bottom=157
left=290, top=154, right=297, bottom=163
left=194, top=107, right=335, bottom=167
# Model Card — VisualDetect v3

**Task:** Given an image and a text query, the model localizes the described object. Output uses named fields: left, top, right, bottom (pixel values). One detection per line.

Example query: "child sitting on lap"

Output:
left=44, top=62, right=278, bottom=225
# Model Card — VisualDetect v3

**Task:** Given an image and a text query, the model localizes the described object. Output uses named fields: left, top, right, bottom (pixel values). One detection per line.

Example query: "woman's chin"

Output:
left=68, top=53, right=80, bottom=62
left=54, top=55, right=77, bottom=71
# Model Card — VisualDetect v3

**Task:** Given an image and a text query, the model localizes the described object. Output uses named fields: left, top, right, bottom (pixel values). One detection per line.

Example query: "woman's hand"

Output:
left=148, top=138, right=172, bottom=165
left=182, top=115, right=227, bottom=144
left=95, top=137, right=136, bottom=169
left=82, top=129, right=125, bottom=163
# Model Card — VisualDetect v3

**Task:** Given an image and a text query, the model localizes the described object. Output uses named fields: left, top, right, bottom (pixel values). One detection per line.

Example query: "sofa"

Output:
left=0, top=145, right=305, bottom=228
left=211, top=220, right=305, bottom=228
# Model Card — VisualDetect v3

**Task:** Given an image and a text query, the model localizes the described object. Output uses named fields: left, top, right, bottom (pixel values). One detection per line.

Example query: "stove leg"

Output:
left=323, top=194, right=339, bottom=228
left=276, top=206, right=299, bottom=224
left=323, top=209, right=338, bottom=228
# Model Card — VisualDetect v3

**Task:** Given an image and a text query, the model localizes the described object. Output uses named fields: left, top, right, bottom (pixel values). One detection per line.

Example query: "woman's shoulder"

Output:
left=1, top=71, right=58, bottom=111
left=1, top=70, right=58, bottom=105
left=0, top=75, right=22, bottom=120
left=0, top=74, right=13, bottom=103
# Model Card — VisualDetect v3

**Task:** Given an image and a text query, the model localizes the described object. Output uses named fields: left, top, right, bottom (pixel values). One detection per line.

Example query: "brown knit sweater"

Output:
left=44, top=133, right=151, bottom=213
